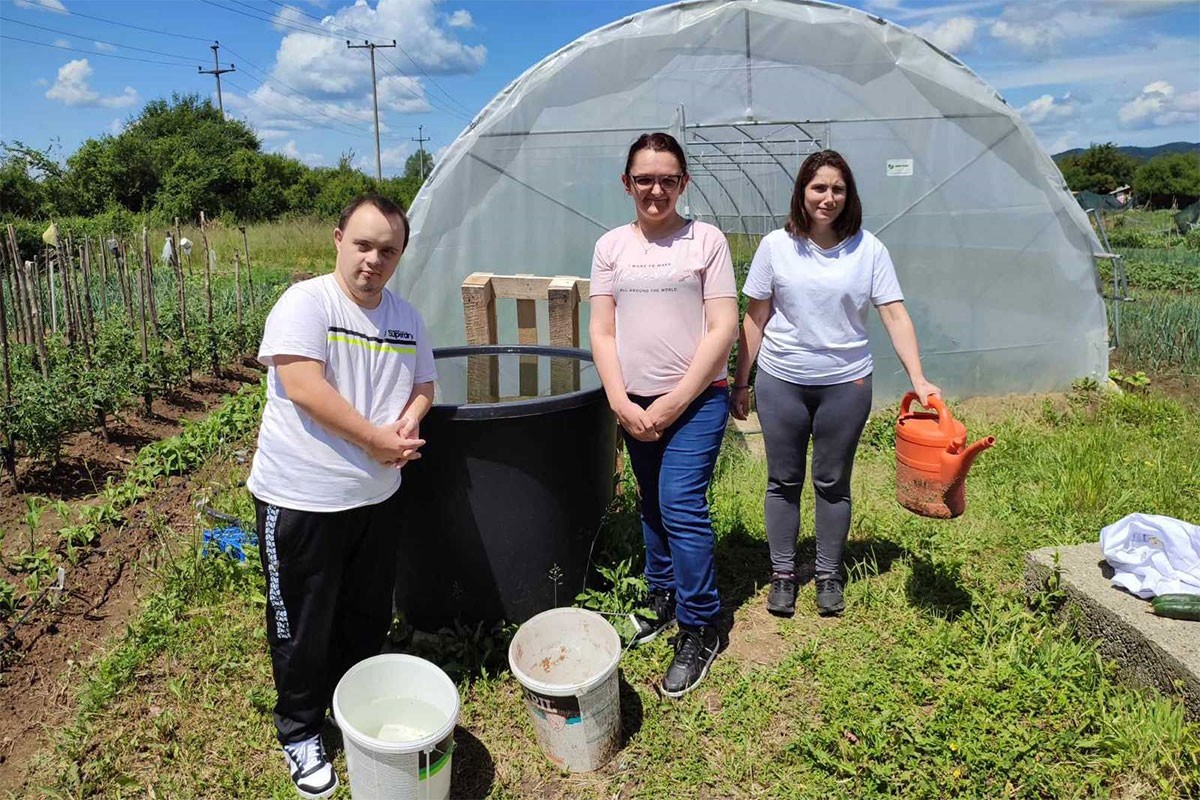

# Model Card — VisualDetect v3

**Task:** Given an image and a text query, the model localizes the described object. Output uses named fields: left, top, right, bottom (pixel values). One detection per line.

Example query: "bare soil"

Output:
left=0, top=365, right=262, bottom=788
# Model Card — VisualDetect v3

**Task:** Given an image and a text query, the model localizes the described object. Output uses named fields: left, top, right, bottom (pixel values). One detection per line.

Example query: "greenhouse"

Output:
left=393, top=0, right=1109, bottom=401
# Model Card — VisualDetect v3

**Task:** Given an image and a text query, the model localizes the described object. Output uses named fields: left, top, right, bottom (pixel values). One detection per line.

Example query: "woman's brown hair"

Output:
left=784, top=150, right=862, bottom=241
left=624, top=132, right=688, bottom=176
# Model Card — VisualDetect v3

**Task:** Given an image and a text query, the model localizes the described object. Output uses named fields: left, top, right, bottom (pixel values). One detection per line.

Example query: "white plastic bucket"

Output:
left=332, top=654, right=459, bottom=800
left=508, top=607, right=622, bottom=772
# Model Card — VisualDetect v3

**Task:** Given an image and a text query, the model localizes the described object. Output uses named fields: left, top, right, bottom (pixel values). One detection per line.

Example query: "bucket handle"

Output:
left=421, top=739, right=456, bottom=800
left=899, top=392, right=958, bottom=441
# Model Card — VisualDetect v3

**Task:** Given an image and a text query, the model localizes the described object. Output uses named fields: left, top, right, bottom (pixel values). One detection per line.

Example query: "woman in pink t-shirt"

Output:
left=589, top=132, right=739, bottom=698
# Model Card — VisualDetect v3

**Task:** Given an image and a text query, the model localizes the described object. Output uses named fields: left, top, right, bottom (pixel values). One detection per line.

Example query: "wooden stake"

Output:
left=172, top=218, right=190, bottom=376
left=234, top=249, right=244, bottom=352
left=200, top=212, right=217, bottom=375
left=97, top=236, right=110, bottom=322
left=240, top=225, right=256, bottom=310
left=4, top=226, right=30, bottom=347
left=22, top=261, right=49, bottom=379
left=136, top=241, right=152, bottom=415
left=117, top=240, right=134, bottom=326
left=0, top=253, right=14, bottom=489
left=142, top=226, right=160, bottom=338
left=80, top=236, right=96, bottom=340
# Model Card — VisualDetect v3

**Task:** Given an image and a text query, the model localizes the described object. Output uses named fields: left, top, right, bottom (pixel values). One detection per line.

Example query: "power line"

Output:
left=221, top=45, right=415, bottom=140
left=0, top=16, right=204, bottom=64
left=376, top=52, right=474, bottom=124
left=48, top=7, right=213, bottom=42
left=222, top=76, right=374, bottom=139
left=197, top=0, right=344, bottom=41
left=0, top=34, right=202, bottom=67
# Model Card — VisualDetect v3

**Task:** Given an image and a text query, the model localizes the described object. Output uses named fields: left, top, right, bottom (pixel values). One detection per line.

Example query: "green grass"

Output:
left=14, top=387, right=1200, bottom=799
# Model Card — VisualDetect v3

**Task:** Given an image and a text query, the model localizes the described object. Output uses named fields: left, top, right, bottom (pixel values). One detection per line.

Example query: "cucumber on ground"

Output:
left=1151, top=594, right=1200, bottom=621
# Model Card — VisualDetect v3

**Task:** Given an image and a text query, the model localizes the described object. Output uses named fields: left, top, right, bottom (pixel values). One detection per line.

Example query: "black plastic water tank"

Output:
left=395, top=345, right=617, bottom=630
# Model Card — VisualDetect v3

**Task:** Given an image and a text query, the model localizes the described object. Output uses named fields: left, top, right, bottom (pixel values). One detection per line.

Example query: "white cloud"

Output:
left=272, top=4, right=309, bottom=32
left=45, top=59, right=139, bottom=108
left=94, top=41, right=117, bottom=53
left=107, top=117, right=127, bottom=136
left=34, top=77, right=49, bottom=87
left=989, top=35, right=1197, bottom=92
left=913, top=16, right=977, bottom=53
left=1119, top=81, right=1200, bottom=128
left=989, top=6, right=1117, bottom=54
left=52, top=38, right=70, bottom=48
left=13, top=0, right=68, bottom=13
left=1045, top=132, right=1080, bottom=155
left=1019, top=92, right=1081, bottom=125
left=380, top=144, right=411, bottom=169
left=447, top=10, right=473, bottom=29
left=1093, top=0, right=1197, bottom=17
left=257, top=128, right=291, bottom=141
left=278, top=140, right=325, bottom=166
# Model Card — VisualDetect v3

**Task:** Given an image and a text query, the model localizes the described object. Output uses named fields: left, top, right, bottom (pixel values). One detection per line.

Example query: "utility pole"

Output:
left=198, top=41, right=235, bottom=118
left=412, top=125, right=430, bottom=182
left=347, top=39, right=396, bottom=183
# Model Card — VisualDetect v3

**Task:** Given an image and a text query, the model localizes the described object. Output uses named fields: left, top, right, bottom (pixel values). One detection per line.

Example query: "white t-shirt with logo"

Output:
left=742, top=229, right=904, bottom=386
left=247, top=274, right=437, bottom=512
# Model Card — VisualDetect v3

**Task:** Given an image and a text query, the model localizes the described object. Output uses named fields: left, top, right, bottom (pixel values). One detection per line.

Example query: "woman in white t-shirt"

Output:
left=589, top=132, right=739, bottom=697
left=731, top=150, right=940, bottom=618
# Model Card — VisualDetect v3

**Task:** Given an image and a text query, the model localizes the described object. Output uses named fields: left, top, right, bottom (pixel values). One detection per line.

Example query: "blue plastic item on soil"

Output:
left=202, top=526, right=256, bottom=561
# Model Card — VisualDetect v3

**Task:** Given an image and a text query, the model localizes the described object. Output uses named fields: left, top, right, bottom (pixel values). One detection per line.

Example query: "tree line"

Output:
left=1054, top=143, right=1200, bottom=207
left=0, top=93, right=434, bottom=226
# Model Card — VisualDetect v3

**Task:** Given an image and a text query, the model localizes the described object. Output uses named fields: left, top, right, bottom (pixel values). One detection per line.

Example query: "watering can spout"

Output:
left=947, top=435, right=996, bottom=482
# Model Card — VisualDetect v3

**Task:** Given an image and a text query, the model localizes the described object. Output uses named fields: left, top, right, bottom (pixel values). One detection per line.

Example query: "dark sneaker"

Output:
left=816, top=577, right=845, bottom=616
left=661, top=624, right=719, bottom=698
left=766, top=573, right=797, bottom=617
left=629, top=587, right=676, bottom=646
left=282, top=734, right=338, bottom=798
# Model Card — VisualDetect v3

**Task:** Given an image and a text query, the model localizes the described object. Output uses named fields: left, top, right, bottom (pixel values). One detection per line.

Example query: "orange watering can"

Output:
left=895, top=393, right=995, bottom=519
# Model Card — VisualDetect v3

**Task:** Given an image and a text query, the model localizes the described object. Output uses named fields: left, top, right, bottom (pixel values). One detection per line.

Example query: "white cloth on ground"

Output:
left=1100, top=513, right=1200, bottom=598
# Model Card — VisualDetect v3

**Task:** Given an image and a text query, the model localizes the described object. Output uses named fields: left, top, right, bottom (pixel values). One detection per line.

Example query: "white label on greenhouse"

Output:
left=887, top=159, right=914, bottom=177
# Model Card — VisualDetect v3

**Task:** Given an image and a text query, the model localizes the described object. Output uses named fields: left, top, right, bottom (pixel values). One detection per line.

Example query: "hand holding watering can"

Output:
left=895, top=393, right=995, bottom=519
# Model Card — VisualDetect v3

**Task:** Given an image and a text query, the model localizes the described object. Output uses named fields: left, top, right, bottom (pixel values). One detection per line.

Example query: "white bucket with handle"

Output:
left=332, top=654, right=459, bottom=800
left=508, top=607, right=622, bottom=772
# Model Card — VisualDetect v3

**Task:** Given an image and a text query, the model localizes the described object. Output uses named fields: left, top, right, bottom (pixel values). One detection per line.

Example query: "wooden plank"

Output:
left=461, top=273, right=498, bottom=402
left=490, top=274, right=554, bottom=300
left=548, top=276, right=580, bottom=394
left=516, top=298, right=537, bottom=397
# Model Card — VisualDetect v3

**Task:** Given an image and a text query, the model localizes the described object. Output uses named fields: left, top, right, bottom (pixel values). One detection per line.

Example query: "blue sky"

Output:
left=1, top=0, right=1197, bottom=176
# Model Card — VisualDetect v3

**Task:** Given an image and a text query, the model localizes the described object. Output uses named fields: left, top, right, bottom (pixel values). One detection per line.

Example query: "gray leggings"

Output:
left=754, top=370, right=873, bottom=579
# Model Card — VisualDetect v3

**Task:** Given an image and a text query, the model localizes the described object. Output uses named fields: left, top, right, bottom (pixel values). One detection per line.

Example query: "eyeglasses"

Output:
left=627, top=173, right=685, bottom=191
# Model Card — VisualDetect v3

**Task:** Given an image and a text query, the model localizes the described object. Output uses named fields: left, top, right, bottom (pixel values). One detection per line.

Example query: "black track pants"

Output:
left=254, top=493, right=401, bottom=745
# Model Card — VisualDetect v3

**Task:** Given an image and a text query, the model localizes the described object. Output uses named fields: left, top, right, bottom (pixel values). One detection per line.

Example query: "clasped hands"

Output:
left=365, top=417, right=425, bottom=469
left=614, top=395, right=684, bottom=442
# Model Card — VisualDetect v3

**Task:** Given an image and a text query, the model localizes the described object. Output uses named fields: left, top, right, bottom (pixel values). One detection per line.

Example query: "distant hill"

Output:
left=1052, top=142, right=1199, bottom=162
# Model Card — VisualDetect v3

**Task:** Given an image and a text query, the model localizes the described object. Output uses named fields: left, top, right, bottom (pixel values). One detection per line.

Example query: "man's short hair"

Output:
left=337, top=194, right=411, bottom=250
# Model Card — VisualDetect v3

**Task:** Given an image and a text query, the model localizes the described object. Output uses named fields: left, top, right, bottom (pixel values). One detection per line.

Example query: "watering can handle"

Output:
left=900, top=392, right=958, bottom=440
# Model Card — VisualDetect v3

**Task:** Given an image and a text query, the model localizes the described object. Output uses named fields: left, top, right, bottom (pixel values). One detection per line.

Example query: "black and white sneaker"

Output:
left=816, top=577, right=845, bottom=617
left=282, top=734, right=338, bottom=799
left=660, top=624, right=719, bottom=698
left=629, top=587, right=676, bottom=646
left=766, top=573, right=797, bottom=617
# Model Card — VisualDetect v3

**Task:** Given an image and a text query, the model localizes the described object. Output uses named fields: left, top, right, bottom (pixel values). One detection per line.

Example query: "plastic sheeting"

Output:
left=392, top=0, right=1108, bottom=402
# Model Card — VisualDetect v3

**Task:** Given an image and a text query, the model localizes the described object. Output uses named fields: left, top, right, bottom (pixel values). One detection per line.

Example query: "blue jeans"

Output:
left=623, top=386, right=728, bottom=629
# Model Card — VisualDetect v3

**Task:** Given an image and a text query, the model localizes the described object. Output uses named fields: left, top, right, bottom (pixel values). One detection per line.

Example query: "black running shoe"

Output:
left=816, top=577, right=845, bottom=616
left=282, top=734, right=338, bottom=799
left=661, top=624, right=719, bottom=698
left=629, top=587, right=676, bottom=646
left=766, top=573, right=797, bottom=617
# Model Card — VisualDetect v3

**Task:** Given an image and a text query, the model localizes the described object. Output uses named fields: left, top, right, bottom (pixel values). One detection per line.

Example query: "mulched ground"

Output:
left=0, top=364, right=262, bottom=788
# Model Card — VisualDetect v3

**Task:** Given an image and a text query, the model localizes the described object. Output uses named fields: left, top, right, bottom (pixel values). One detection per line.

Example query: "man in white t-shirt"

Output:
left=247, top=195, right=436, bottom=799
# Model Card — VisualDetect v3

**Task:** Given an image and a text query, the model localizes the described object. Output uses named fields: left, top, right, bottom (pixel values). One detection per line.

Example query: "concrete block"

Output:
left=1024, top=541, right=1199, bottom=721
